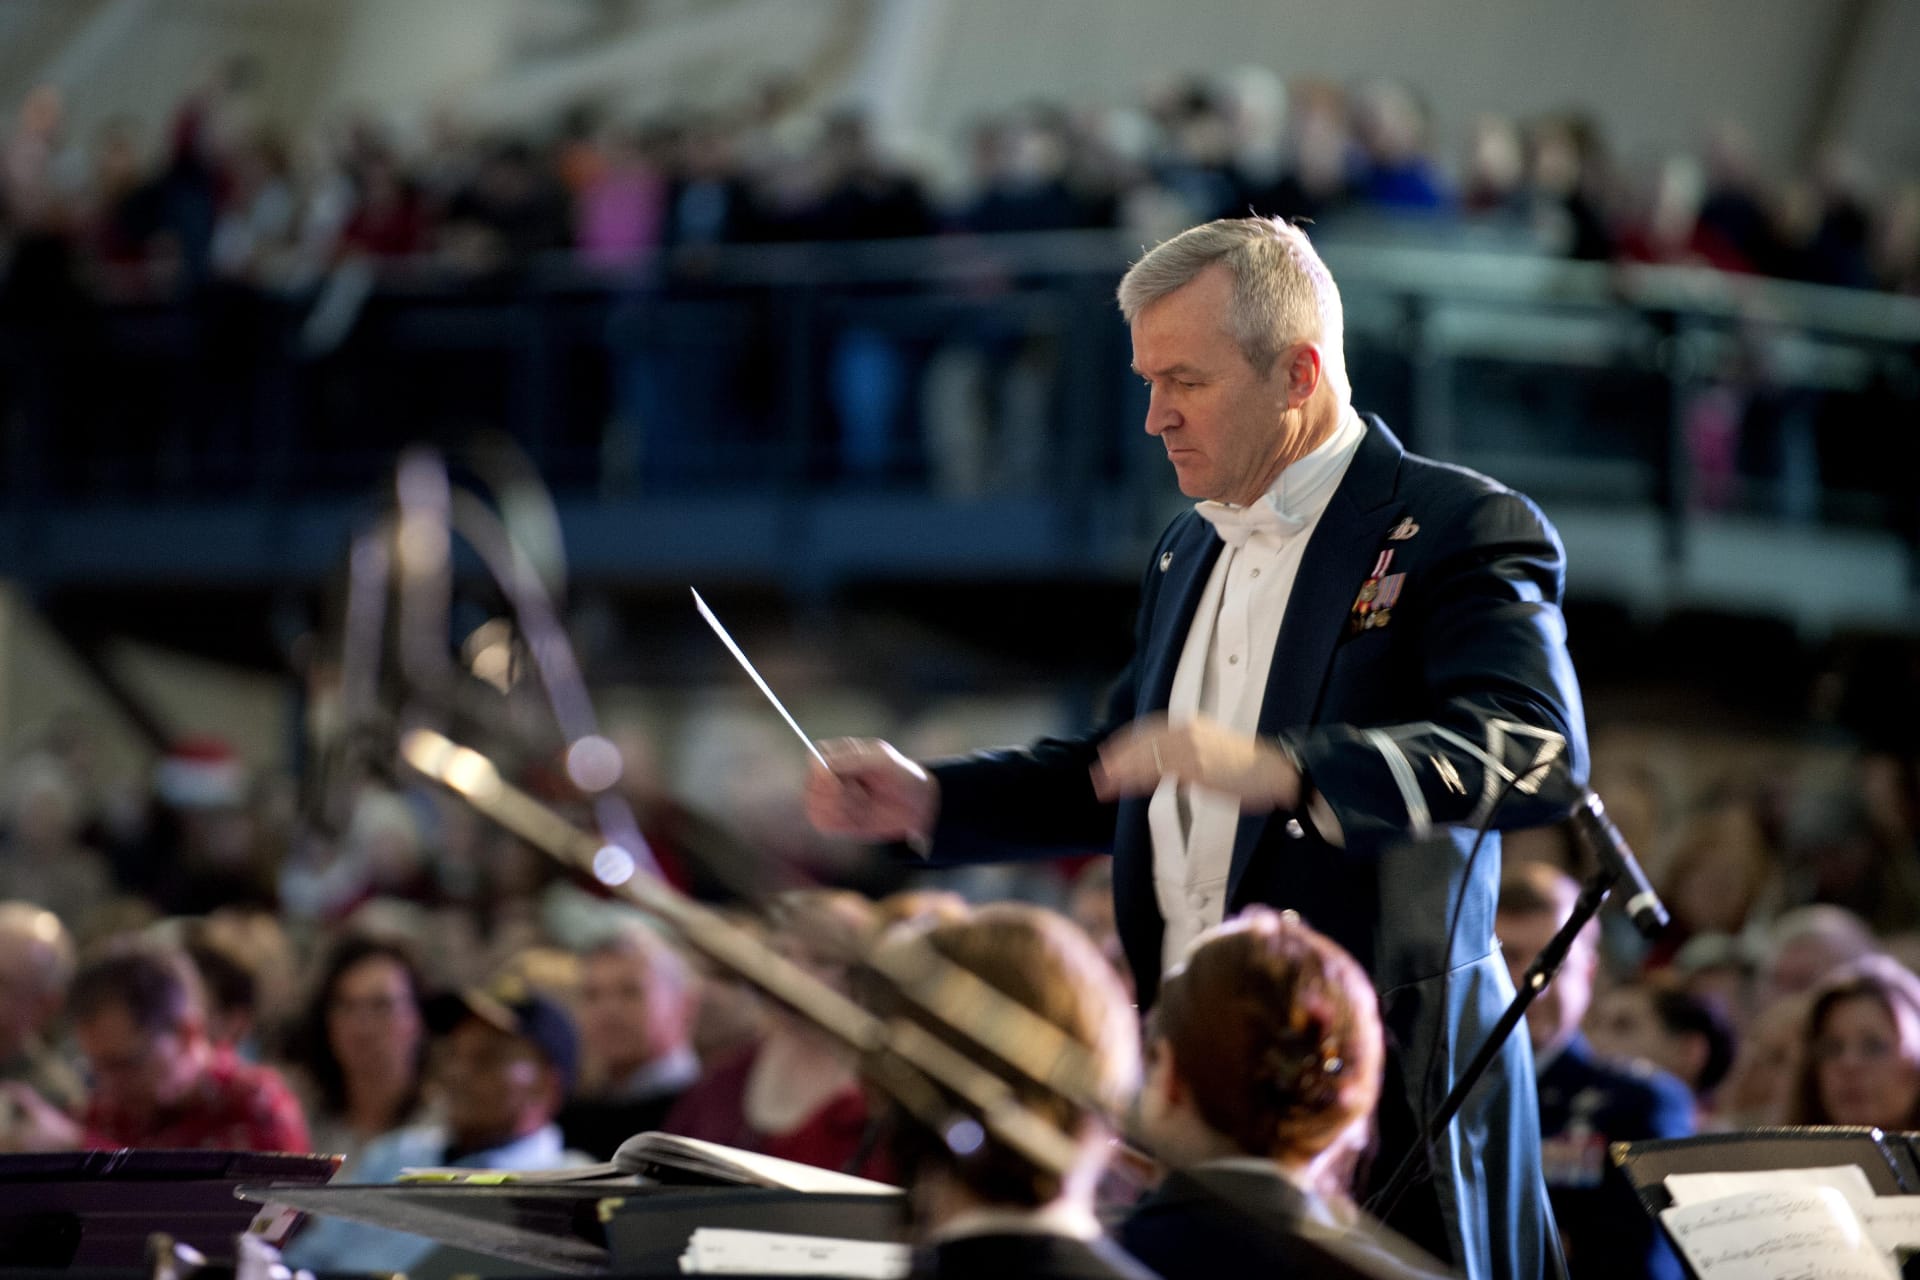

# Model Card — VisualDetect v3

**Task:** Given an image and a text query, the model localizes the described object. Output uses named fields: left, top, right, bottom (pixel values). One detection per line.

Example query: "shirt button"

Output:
left=1228, top=654, right=1239, bottom=665
left=1285, top=818, right=1306, bottom=839
left=1250, top=568, right=1260, bottom=579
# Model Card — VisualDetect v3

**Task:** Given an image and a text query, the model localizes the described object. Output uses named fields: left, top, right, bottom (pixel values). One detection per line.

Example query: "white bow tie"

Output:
left=1194, top=498, right=1306, bottom=548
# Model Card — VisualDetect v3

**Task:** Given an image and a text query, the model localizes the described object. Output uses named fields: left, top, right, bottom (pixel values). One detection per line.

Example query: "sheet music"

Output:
left=1659, top=1186, right=1898, bottom=1280
left=1861, top=1197, right=1920, bottom=1253
left=614, top=1133, right=900, bottom=1195
left=678, top=1228, right=910, bottom=1277
left=1665, top=1165, right=1877, bottom=1210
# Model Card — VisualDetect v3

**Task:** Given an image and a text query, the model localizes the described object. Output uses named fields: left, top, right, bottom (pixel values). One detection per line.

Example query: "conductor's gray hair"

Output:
left=1117, top=217, right=1348, bottom=394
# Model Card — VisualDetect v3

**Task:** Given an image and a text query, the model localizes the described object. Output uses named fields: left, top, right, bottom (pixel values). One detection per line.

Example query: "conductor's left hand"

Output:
left=1092, top=713, right=1302, bottom=813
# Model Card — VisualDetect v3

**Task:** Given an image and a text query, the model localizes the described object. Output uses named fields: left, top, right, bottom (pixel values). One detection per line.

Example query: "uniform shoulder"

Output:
left=1397, top=449, right=1541, bottom=515
left=1584, top=1046, right=1695, bottom=1110
left=1394, top=448, right=1559, bottom=550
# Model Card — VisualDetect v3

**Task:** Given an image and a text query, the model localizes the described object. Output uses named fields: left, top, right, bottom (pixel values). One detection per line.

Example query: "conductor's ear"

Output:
left=1283, top=344, right=1324, bottom=406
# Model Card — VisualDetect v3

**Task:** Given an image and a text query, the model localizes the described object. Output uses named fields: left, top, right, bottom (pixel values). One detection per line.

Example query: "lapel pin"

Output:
left=1159, top=551, right=1173, bottom=572
left=1388, top=518, right=1420, bottom=541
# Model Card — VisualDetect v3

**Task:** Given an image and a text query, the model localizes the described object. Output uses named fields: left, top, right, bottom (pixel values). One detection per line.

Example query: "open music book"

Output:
left=394, top=1132, right=900, bottom=1196
left=611, top=1133, right=900, bottom=1195
left=1657, top=1165, right=1920, bottom=1280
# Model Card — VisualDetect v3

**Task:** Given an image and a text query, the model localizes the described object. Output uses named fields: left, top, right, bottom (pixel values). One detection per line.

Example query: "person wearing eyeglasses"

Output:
left=1788, top=954, right=1920, bottom=1131
left=283, top=933, right=433, bottom=1168
left=0, top=936, right=309, bottom=1155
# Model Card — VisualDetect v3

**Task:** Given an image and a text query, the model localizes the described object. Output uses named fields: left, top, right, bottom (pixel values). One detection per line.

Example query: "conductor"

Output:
left=806, top=217, right=1587, bottom=1280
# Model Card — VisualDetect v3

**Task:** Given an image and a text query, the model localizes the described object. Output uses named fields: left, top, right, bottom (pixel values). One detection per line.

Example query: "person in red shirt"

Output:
left=661, top=891, right=883, bottom=1177
left=1, top=938, right=308, bottom=1153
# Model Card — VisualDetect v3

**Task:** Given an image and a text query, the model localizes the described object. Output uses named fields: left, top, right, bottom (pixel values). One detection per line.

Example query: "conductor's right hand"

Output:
left=805, top=738, right=939, bottom=845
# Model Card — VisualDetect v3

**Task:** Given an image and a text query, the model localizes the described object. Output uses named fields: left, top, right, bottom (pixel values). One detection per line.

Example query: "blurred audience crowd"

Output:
left=1, top=55, right=1919, bottom=1277
left=0, top=683, right=1915, bottom=1272
left=1, top=60, right=1916, bottom=296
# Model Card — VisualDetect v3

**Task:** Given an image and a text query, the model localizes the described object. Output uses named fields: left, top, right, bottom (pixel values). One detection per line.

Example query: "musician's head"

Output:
left=1497, top=860, right=1596, bottom=1057
left=1139, top=907, right=1383, bottom=1194
left=1119, top=217, right=1350, bottom=506
left=69, top=938, right=210, bottom=1124
left=877, top=903, right=1139, bottom=1227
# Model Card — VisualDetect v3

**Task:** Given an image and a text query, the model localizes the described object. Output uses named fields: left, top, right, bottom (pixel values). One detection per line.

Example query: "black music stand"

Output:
left=0, top=1148, right=338, bottom=1272
left=1613, top=1127, right=1919, bottom=1280
left=242, top=1177, right=909, bottom=1278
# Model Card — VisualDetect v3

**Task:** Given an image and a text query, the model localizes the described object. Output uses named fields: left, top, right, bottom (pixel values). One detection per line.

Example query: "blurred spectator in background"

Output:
left=0, top=902, right=81, bottom=1112
left=1788, top=955, right=1920, bottom=1130
left=285, top=934, right=432, bottom=1166
left=280, top=788, right=433, bottom=923
left=1720, top=991, right=1815, bottom=1128
left=1244, top=81, right=1352, bottom=225
left=182, top=923, right=260, bottom=1054
left=0, top=753, right=115, bottom=933
left=1216, top=65, right=1287, bottom=218
left=1497, top=863, right=1690, bottom=1280
left=1460, top=114, right=1527, bottom=220
left=685, top=907, right=772, bottom=1067
left=209, top=129, right=298, bottom=283
left=1525, top=112, right=1613, bottom=261
left=1148, top=80, right=1239, bottom=226
left=285, top=976, right=588, bottom=1274
left=137, top=737, right=277, bottom=915
left=574, top=125, right=669, bottom=267
left=1874, top=180, right=1920, bottom=293
left=664, top=890, right=880, bottom=1176
left=1617, top=154, right=1710, bottom=268
left=2, top=85, right=74, bottom=234
left=1778, top=773, right=1920, bottom=935
left=335, top=146, right=430, bottom=260
left=1586, top=978, right=1737, bottom=1125
left=957, top=111, right=1097, bottom=235
left=1754, top=904, right=1877, bottom=1008
left=439, top=139, right=572, bottom=278
left=1776, top=146, right=1875, bottom=289
left=2, top=937, right=306, bottom=1152
left=559, top=926, right=699, bottom=1160
left=1351, top=80, right=1448, bottom=213
left=1695, top=121, right=1771, bottom=272
left=1667, top=932, right=1756, bottom=1038
left=1643, top=793, right=1776, bottom=970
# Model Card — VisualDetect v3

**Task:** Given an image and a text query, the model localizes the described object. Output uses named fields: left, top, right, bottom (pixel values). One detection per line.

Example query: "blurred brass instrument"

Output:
left=400, top=727, right=1126, bottom=1181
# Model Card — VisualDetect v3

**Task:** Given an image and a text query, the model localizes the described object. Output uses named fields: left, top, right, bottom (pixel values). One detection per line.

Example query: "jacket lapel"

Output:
left=1116, top=516, right=1225, bottom=995
left=1228, top=416, right=1407, bottom=899
left=1138, top=518, right=1226, bottom=714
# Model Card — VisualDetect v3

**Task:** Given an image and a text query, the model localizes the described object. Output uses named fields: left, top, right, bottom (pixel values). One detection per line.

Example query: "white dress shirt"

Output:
left=1150, top=408, right=1367, bottom=973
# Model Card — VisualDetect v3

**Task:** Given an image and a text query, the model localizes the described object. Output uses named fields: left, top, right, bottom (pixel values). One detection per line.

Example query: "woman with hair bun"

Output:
left=1121, top=907, right=1445, bottom=1280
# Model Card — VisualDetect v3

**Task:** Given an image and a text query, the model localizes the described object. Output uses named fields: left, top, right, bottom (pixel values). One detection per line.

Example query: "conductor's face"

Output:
left=1131, top=264, right=1294, bottom=507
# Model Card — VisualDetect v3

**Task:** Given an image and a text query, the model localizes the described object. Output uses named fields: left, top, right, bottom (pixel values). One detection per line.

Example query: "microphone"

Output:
left=1567, top=791, right=1670, bottom=938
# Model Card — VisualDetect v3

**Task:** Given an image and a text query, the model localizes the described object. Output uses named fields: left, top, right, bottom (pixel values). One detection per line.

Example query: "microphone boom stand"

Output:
left=1370, top=864, right=1618, bottom=1220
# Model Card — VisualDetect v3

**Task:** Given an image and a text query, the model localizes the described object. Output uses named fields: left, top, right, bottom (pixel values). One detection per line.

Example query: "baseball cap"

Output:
left=427, top=975, right=579, bottom=1095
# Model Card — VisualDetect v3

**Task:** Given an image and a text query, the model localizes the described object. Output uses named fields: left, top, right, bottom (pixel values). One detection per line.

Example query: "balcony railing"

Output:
left=1, top=228, right=1916, bottom=594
